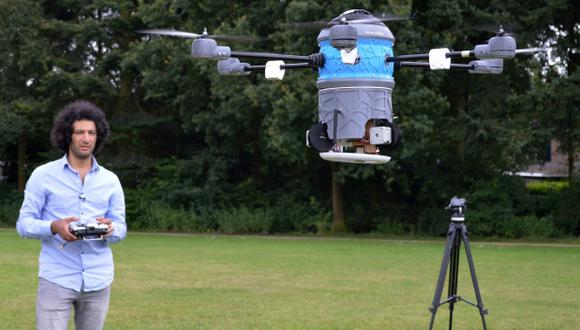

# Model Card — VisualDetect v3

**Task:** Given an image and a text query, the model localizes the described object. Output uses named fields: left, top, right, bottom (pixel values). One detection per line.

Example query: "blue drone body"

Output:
left=318, top=38, right=395, bottom=80
left=315, top=12, right=397, bottom=160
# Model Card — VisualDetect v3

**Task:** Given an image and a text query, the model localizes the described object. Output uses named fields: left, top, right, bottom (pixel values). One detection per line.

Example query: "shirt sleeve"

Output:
left=16, top=169, right=53, bottom=240
left=105, top=175, right=126, bottom=245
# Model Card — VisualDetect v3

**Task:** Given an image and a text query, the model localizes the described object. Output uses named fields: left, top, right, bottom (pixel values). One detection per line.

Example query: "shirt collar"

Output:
left=60, top=154, right=100, bottom=173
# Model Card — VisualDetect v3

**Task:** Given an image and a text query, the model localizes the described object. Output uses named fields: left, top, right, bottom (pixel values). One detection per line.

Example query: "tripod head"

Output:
left=446, top=196, right=466, bottom=222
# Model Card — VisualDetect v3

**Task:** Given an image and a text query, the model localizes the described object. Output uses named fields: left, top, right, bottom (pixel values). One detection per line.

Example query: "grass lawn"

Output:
left=1, top=229, right=579, bottom=329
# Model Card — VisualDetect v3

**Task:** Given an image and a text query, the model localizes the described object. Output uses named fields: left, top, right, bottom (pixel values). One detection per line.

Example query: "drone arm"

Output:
left=230, top=51, right=325, bottom=68
left=244, top=65, right=265, bottom=71
left=387, top=47, right=546, bottom=63
left=396, top=60, right=504, bottom=74
left=386, top=50, right=474, bottom=63
left=446, top=50, right=475, bottom=58
left=231, top=51, right=309, bottom=62
left=217, top=52, right=322, bottom=77
left=386, top=53, right=428, bottom=62
left=244, top=62, right=313, bottom=71
left=396, top=61, right=474, bottom=69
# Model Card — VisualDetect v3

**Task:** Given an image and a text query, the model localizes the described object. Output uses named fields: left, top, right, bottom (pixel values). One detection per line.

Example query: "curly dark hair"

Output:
left=51, top=100, right=110, bottom=155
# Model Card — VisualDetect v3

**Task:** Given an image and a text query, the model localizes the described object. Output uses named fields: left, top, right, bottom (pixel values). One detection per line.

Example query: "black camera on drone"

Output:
left=446, top=196, right=467, bottom=222
left=69, top=222, right=108, bottom=240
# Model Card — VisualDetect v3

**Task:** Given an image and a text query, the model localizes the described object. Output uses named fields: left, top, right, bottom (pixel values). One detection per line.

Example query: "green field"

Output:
left=1, top=229, right=579, bottom=329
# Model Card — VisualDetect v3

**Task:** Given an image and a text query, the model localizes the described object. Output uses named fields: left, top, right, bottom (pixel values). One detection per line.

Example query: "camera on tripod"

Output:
left=445, top=196, right=466, bottom=222
left=429, top=195, right=488, bottom=330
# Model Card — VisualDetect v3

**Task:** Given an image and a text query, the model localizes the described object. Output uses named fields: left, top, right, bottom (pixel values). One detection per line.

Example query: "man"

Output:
left=17, top=100, right=127, bottom=330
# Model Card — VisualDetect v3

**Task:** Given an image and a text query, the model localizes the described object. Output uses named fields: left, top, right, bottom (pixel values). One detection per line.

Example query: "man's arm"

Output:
left=102, top=175, right=126, bottom=244
left=16, top=170, right=53, bottom=240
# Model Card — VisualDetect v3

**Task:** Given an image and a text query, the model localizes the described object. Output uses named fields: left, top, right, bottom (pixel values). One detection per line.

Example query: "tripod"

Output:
left=428, top=197, right=488, bottom=330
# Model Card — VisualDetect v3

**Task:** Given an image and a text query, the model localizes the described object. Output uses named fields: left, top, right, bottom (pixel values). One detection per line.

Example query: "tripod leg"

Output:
left=460, top=227, right=488, bottom=330
left=429, top=224, right=457, bottom=330
left=448, top=227, right=461, bottom=330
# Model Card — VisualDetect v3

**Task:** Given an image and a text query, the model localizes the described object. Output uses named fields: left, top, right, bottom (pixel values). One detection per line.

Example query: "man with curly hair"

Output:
left=17, top=100, right=126, bottom=330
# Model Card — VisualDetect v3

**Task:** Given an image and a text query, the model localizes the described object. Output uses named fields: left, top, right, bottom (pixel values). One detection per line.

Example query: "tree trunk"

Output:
left=568, top=147, right=574, bottom=185
left=563, top=97, right=575, bottom=185
left=331, top=164, right=346, bottom=233
left=565, top=21, right=578, bottom=184
left=18, top=134, right=26, bottom=192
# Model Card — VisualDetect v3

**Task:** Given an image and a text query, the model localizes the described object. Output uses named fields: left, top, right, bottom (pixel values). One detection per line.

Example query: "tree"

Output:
left=529, top=0, right=579, bottom=182
left=0, top=0, right=54, bottom=191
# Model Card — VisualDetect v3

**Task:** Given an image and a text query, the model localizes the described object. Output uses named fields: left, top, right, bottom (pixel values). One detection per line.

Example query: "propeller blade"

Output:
left=282, top=13, right=410, bottom=30
left=473, top=23, right=521, bottom=35
left=210, top=34, right=264, bottom=43
left=348, top=14, right=411, bottom=25
left=281, top=21, right=328, bottom=31
left=515, top=47, right=550, bottom=55
left=137, top=29, right=264, bottom=43
left=136, top=29, right=201, bottom=39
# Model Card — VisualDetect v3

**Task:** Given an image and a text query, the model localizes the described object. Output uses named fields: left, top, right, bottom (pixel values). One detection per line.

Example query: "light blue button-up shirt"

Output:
left=17, top=155, right=126, bottom=292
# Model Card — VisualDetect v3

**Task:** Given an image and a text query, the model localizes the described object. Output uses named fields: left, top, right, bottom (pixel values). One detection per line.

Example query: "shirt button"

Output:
left=82, top=269, right=85, bottom=272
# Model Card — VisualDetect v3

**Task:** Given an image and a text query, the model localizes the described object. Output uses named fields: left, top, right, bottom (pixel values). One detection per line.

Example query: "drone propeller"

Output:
left=495, top=25, right=509, bottom=36
left=282, top=12, right=409, bottom=30
left=137, top=29, right=203, bottom=38
left=474, top=22, right=521, bottom=35
left=330, top=14, right=411, bottom=26
left=515, top=47, right=551, bottom=56
left=340, top=13, right=412, bottom=25
left=137, top=28, right=263, bottom=43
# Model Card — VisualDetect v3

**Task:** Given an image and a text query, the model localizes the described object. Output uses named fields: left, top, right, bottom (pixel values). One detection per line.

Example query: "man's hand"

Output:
left=51, top=217, right=79, bottom=241
left=96, top=217, right=114, bottom=237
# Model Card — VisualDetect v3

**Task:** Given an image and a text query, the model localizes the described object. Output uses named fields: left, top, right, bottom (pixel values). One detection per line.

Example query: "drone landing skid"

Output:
left=320, top=152, right=391, bottom=164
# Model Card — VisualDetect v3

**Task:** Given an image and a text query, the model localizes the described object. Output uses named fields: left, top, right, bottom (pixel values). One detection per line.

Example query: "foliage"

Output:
left=212, top=207, right=274, bottom=234
left=527, top=181, right=569, bottom=193
left=0, top=197, right=21, bottom=227
left=500, top=215, right=556, bottom=239
left=123, top=185, right=331, bottom=234
left=136, top=201, right=200, bottom=232
left=0, top=180, right=21, bottom=226
left=552, top=181, right=580, bottom=235
left=373, top=217, right=414, bottom=235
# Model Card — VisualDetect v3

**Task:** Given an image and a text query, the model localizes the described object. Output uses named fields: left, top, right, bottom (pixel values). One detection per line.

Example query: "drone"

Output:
left=139, top=9, right=545, bottom=165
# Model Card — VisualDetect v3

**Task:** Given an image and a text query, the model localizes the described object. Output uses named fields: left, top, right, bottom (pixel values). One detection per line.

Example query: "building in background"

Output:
left=514, top=140, right=580, bottom=180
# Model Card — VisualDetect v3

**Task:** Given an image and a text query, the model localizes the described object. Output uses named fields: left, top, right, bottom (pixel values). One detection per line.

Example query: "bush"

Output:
left=527, top=181, right=568, bottom=193
left=373, top=217, right=411, bottom=236
left=213, top=207, right=274, bottom=234
left=125, top=186, right=216, bottom=232
left=0, top=186, right=22, bottom=227
left=0, top=199, right=20, bottom=227
left=143, top=202, right=201, bottom=232
left=526, top=179, right=579, bottom=236
left=465, top=180, right=514, bottom=237
left=123, top=184, right=332, bottom=234
left=552, top=182, right=580, bottom=235
left=417, top=208, right=449, bottom=236
left=124, top=188, right=156, bottom=230
left=268, top=196, right=331, bottom=234
left=527, top=181, right=567, bottom=217
left=500, top=215, right=556, bottom=239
